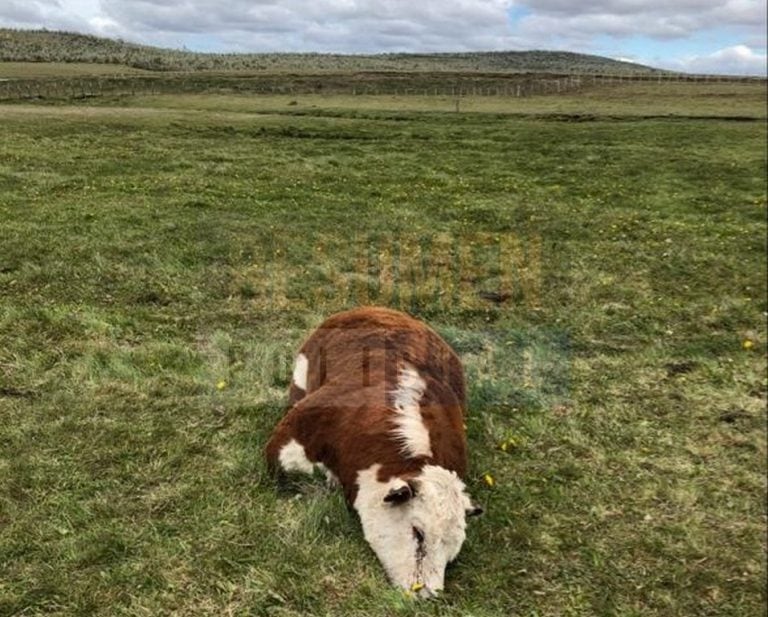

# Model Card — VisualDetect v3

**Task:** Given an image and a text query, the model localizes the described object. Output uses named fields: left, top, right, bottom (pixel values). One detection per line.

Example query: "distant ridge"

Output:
left=0, top=28, right=662, bottom=74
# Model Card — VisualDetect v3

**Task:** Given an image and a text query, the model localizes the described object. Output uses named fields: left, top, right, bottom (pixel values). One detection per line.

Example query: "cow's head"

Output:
left=354, top=464, right=482, bottom=597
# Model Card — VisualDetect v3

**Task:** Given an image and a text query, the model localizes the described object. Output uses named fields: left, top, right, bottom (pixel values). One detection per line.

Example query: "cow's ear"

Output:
left=384, top=483, right=414, bottom=505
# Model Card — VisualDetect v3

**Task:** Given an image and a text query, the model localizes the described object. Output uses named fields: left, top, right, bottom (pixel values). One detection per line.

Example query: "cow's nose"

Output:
left=417, top=586, right=439, bottom=599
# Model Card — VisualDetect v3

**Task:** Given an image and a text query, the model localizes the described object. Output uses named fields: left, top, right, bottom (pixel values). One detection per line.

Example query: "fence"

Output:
left=0, top=71, right=764, bottom=102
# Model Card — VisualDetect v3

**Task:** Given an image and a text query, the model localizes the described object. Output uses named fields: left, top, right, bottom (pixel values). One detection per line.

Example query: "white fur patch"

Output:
left=292, top=353, right=308, bottom=391
left=278, top=439, right=338, bottom=485
left=278, top=438, right=314, bottom=474
left=316, top=462, right=340, bottom=487
left=354, top=463, right=473, bottom=595
left=390, top=364, right=432, bottom=458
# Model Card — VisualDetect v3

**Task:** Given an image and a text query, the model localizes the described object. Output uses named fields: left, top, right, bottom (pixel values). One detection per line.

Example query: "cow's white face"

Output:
left=354, top=464, right=482, bottom=597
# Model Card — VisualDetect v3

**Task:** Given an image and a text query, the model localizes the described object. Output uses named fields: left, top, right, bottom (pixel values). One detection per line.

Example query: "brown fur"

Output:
left=265, top=306, right=468, bottom=504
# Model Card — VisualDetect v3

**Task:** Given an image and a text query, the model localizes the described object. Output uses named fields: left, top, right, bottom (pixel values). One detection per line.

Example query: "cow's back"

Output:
left=289, top=306, right=466, bottom=411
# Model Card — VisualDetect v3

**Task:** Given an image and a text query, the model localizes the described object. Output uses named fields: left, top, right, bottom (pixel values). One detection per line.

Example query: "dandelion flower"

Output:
left=483, top=473, right=495, bottom=488
left=742, top=339, right=754, bottom=350
left=216, top=380, right=227, bottom=390
left=411, top=582, right=424, bottom=593
left=500, top=437, right=517, bottom=452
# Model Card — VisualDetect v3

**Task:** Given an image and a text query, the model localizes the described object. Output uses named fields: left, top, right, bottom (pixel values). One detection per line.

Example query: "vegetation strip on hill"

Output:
left=1, top=28, right=663, bottom=73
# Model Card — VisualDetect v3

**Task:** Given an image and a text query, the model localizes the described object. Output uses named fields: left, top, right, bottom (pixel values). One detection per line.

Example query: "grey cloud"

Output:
left=98, top=0, right=279, bottom=32
left=0, top=1, right=51, bottom=24
left=521, top=0, right=718, bottom=16
left=710, top=0, right=767, bottom=26
left=517, top=13, right=699, bottom=41
left=0, top=0, right=64, bottom=24
left=517, top=0, right=766, bottom=38
left=0, top=0, right=92, bottom=33
left=96, top=0, right=517, bottom=52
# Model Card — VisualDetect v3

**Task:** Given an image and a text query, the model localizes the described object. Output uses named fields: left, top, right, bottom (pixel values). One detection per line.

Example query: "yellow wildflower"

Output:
left=500, top=437, right=517, bottom=452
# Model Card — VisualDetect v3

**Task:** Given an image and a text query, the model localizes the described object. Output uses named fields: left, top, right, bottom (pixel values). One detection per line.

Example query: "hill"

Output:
left=0, top=28, right=661, bottom=74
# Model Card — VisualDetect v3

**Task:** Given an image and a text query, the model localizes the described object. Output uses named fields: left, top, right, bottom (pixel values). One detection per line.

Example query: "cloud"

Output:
left=513, top=0, right=766, bottom=42
left=518, top=0, right=764, bottom=27
left=0, top=0, right=108, bottom=34
left=93, top=0, right=520, bottom=52
left=504, top=0, right=766, bottom=74
left=1, top=0, right=68, bottom=27
left=675, top=44, right=767, bottom=75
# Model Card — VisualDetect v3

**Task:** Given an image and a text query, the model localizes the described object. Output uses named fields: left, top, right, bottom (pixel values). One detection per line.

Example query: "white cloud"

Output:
left=674, top=44, right=767, bottom=75
left=88, top=16, right=121, bottom=35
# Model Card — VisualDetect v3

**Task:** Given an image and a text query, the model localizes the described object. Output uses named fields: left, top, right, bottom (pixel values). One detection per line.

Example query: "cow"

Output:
left=265, top=306, right=481, bottom=597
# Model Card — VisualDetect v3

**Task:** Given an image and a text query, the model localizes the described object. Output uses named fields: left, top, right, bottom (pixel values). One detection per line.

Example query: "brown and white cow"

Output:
left=266, top=306, right=481, bottom=597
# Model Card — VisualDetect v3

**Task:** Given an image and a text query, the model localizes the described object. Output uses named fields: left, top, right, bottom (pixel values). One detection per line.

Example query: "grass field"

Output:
left=123, top=81, right=767, bottom=118
left=0, top=82, right=766, bottom=616
left=0, top=62, right=152, bottom=78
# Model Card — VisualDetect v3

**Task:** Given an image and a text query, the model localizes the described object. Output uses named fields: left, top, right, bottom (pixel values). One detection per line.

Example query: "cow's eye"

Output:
left=413, top=527, right=425, bottom=544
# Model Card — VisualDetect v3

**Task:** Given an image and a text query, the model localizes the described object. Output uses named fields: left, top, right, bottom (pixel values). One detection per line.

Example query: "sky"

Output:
left=1, top=0, right=766, bottom=75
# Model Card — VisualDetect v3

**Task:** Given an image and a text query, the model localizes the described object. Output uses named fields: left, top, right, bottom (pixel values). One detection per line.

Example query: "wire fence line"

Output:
left=0, top=71, right=764, bottom=102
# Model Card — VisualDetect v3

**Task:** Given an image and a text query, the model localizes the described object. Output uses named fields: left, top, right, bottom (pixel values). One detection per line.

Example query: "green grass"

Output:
left=0, top=84, right=766, bottom=616
left=0, top=62, right=152, bottom=78
left=122, top=80, right=767, bottom=118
